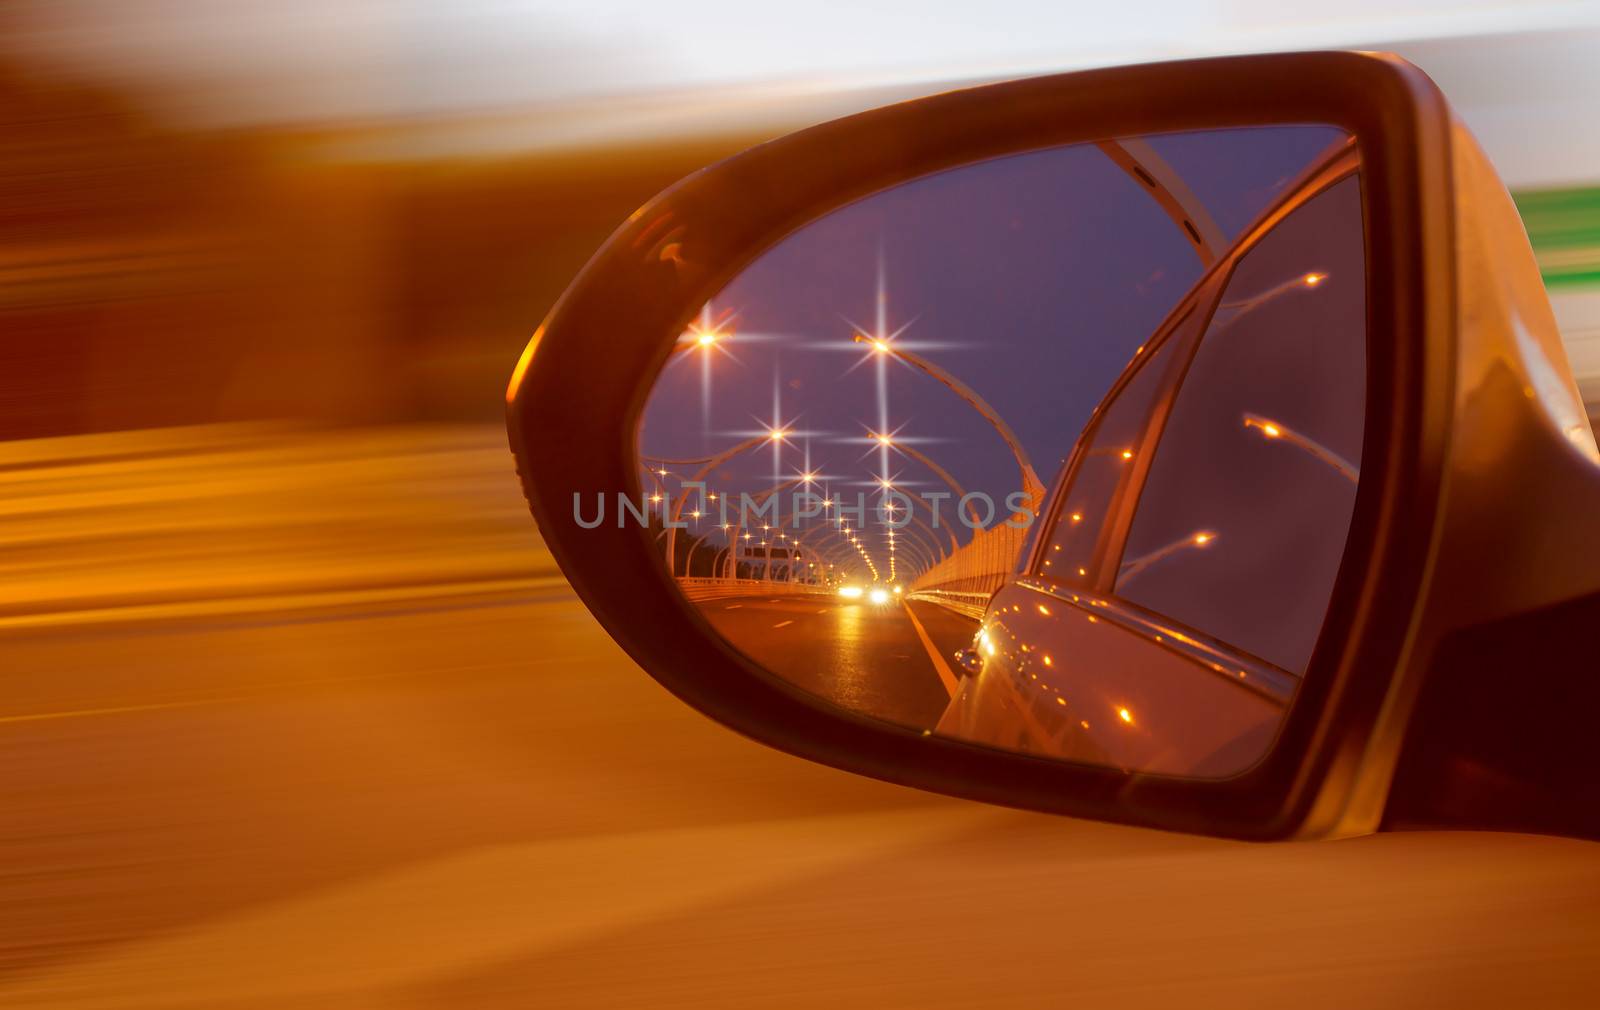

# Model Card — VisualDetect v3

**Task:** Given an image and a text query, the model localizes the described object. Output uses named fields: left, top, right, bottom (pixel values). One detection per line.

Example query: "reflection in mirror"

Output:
left=635, top=126, right=1366, bottom=778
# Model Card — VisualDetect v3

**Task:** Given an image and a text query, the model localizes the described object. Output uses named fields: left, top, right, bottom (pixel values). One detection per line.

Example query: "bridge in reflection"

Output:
left=640, top=331, right=1033, bottom=722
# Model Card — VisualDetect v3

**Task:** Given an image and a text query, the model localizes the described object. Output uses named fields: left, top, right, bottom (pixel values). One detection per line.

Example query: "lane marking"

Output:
left=900, top=602, right=960, bottom=698
left=772, top=620, right=794, bottom=629
left=0, top=698, right=217, bottom=726
left=0, top=660, right=513, bottom=727
left=725, top=604, right=742, bottom=609
left=816, top=609, right=827, bottom=614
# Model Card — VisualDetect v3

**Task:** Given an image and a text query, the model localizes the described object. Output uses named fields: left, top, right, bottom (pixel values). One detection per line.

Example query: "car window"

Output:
left=1114, top=174, right=1366, bottom=674
left=1038, top=322, right=1186, bottom=589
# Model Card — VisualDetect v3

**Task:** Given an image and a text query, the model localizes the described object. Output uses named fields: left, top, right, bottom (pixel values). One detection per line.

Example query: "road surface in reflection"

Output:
left=695, top=593, right=975, bottom=728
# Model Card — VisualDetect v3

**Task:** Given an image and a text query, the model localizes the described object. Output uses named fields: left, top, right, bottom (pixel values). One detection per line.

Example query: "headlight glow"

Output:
left=868, top=588, right=891, bottom=605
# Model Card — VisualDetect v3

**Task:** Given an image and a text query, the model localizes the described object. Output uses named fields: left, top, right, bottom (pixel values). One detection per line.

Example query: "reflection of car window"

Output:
left=1039, top=325, right=1184, bottom=588
left=1115, top=174, right=1366, bottom=675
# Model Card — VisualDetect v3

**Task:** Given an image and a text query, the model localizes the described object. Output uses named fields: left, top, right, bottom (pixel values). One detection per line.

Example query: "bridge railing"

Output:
left=905, top=522, right=1029, bottom=620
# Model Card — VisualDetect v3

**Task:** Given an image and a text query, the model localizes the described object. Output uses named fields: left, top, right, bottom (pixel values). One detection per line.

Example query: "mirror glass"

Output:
left=633, top=125, right=1365, bottom=778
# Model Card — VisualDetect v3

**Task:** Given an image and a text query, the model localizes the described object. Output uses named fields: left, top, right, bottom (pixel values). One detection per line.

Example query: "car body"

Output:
left=936, top=135, right=1364, bottom=777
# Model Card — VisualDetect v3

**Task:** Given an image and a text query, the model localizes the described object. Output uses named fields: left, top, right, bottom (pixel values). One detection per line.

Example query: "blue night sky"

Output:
left=640, top=125, right=1346, bottom=568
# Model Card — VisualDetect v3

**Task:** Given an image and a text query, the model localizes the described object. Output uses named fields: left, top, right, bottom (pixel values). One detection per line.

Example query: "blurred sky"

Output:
left=9, top=0, right=1600, bottom=185
left=5, top=1, right=1594, bottom=115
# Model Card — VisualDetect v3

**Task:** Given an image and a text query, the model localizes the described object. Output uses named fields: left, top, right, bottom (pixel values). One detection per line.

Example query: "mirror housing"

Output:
left=507, top=52, right=1600, bottom=840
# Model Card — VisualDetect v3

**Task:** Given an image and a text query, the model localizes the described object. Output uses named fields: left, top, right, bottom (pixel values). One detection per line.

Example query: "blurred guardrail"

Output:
left=905, top=523, right=1029, bottom=620
left=0, top=423, right=557, bottom=630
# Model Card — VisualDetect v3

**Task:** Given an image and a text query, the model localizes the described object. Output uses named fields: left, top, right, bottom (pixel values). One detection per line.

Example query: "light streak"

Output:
left=1118, top=529, right=1219, bottom=585
left=1242, top=412, right=1359, bottom=483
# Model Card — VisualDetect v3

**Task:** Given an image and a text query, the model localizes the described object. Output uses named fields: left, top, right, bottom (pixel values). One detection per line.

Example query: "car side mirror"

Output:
left=507, top=52, right=1600, bottom=840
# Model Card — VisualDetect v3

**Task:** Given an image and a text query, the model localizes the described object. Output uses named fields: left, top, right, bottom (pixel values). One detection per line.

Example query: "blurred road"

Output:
left=2, top=424, right=1598, bottom=1009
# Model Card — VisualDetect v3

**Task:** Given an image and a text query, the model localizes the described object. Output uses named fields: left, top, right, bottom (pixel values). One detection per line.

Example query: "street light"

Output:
left=868, top=428, right=982, bottom=532
left=853, top=334, right=1045, bottom=512
left=679, top=302, right=735, bottom=352
left=652, top=431, right=795, bottom=578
